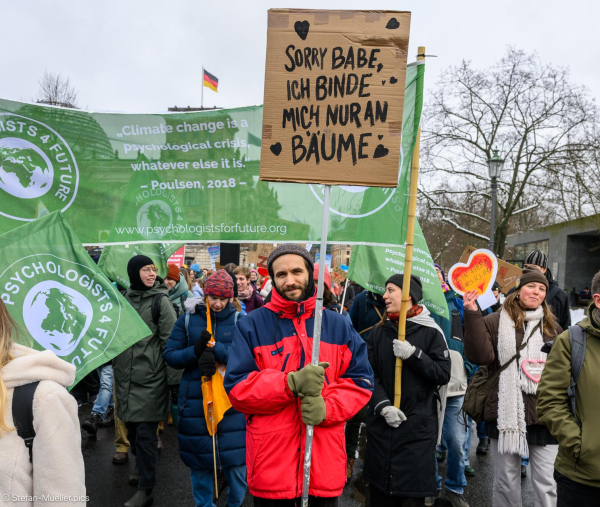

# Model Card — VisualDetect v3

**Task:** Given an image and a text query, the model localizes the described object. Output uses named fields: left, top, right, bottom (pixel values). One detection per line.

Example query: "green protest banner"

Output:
left=98, top=242, right=184, bottom=289
left=348, top=227, right=449, bottom=319
left=0, top=211, right=152, bottom=388
left=347, top=60, right=448, bottom=319
left=0, top=63, right=423, bottom=247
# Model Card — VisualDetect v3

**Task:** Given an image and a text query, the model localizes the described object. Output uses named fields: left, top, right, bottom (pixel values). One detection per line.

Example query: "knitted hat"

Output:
left=386, top=274, right=423, bottom=304
left=267, top=244, right=314, bottom=279
left=524, top=249, right=548, bottom=269
left=516, top=266, right=549, bottom=291
left=166, top=263, right=180, bottom=282
left=190, top=263, right=202, bottom=274
left=434, top=263, right=446, bottom=282
left=127, top=255, right=155, bottom=291
left=204, top=269, right=234, bottom=298
left=250, top=268, right=259, bottom=277
left=313, top=263, right=332, bottom=290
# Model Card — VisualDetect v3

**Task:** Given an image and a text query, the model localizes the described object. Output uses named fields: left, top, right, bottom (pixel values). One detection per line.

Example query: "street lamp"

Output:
left=487, top=149, right=505, bottom=253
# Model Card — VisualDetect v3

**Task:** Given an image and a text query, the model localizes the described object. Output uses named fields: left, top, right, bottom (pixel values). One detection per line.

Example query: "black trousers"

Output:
left=369, top=487, right=425, bottom=507
left=555, top=470, right=600, bottom=507
left=126, top=421, right=159, bottom=490
left=253, top=497, right=338, bottom=507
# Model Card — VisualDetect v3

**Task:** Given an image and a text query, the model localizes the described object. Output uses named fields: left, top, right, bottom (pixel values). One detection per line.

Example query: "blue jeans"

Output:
left=522, top=456, right=529, bottom=466
left=476, top=421, right=486, bottom=439
left=436, top=395, right=468, bottom=495
left=190, top=465, right=247, bottom=507
left=464, top=415, right=473, bottom=467
left=91, top=363, right=114, bottom=420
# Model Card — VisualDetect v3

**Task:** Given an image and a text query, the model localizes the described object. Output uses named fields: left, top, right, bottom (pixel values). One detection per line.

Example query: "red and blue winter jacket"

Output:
left=224, top=288, right=374, bottom=499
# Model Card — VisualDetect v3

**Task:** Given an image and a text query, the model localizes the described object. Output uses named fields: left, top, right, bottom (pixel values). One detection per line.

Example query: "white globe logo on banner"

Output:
left=0, top=113, right=79, bottom=221
left=136, top=200, right=173, bottom=240
left=0, top=138, right=54, bottom=199
left=23, top=280, right=93, bottom=357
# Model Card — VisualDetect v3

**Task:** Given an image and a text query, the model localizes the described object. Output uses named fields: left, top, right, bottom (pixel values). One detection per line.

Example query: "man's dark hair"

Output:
left=592, top=272, right=600, bottom=297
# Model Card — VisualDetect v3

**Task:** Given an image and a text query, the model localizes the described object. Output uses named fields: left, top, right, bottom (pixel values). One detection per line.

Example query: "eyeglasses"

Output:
left=141, top=267, right=158, bottom=274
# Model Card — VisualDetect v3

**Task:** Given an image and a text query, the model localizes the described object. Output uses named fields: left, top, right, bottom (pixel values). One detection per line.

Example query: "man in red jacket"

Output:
left=224, top=244, right=374, bottom=507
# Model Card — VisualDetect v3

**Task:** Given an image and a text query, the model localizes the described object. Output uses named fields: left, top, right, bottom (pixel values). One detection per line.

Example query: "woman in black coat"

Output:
left=364, top=274, right=451, bottom=506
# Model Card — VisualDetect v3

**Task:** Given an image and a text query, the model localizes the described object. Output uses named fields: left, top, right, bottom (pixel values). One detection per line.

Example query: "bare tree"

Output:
left=36, top=71, right=78, bottom=108
left=421, top=48, right=598, bottom=257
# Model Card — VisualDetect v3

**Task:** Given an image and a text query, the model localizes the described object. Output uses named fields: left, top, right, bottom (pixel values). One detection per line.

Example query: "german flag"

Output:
left=203, top=69, right=218, bottom=92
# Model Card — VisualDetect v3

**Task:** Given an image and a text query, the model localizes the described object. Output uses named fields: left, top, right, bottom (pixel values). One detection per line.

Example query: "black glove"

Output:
left=194, top=330, right=212, bottom=358
left=198, top=348, right=217, bottom=377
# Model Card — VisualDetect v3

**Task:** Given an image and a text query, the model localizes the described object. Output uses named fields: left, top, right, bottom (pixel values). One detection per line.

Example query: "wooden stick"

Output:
left=212, top=414, right=218, bottom=499
left=394, top=46, right=425, bottom=409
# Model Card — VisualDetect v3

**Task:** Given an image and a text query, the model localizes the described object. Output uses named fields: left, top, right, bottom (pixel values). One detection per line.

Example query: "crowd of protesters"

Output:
left=1, top=244, right=599, bottom=507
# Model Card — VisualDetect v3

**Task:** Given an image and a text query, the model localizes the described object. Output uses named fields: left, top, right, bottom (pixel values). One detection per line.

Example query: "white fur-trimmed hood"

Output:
left=2, top=343, right=75, bottom=389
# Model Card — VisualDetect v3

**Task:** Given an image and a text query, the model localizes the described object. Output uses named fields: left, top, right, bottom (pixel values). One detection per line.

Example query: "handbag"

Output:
left=462, top=321, right=541, bottom=422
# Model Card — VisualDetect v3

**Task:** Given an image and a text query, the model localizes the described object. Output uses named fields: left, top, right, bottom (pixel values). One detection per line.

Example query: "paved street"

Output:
left=79, top=405, right=536, bottom=507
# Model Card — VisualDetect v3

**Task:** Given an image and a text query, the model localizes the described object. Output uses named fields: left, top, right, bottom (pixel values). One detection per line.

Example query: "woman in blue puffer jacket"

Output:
left=164, top=270, right=246, bottom=507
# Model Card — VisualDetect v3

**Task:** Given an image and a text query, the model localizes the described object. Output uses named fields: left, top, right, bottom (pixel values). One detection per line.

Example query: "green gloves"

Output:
left=287, top=362, right=330, bottom=397
left=300, top=395, right=327, bottom=426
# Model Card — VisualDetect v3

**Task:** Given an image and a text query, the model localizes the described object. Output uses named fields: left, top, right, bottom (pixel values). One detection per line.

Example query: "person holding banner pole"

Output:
left=224, top=244, right=373, bottom=506
left=164, top=270, right=247, bottom=507
left=364, top=274, right=451, bottom=505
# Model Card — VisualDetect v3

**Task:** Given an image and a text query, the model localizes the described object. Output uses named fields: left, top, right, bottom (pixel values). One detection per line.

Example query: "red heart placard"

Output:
left=448, top=249, right=498, bottom=297
left=521, top=359, right=546, bottom=383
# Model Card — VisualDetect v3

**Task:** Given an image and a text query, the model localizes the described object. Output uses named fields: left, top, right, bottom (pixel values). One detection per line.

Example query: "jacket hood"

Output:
left=582, top=302, right=600, bottom=338
left=265, top=285, right=317, bottom=320
left=367, top=291, right=386, bottom=310
left=127, top=277, right=169, bottom=298
left=169, top=273, right=188, bottom=300
left=1, top=343, right=75, bottom=389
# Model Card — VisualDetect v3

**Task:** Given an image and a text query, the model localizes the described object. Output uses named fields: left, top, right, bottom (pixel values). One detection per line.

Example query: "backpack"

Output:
left=120, top=289, right=178, bottom=323
left=567, top=325, right=587, bottom=428
left=12, top=381, right=40, bottom=462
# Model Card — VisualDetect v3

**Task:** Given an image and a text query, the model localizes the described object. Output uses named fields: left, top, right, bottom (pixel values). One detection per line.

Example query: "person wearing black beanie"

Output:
left=112, top=254, right=178, bottom=507
left=364, top=273, right=451, bottom=504
left=127, top=255, right=156, bottom=291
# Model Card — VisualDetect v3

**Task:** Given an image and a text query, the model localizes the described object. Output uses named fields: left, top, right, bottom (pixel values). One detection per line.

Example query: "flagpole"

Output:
left=338, top=280, right=348, bottom=313
left=394, top=47, right=425, bottom=409
left=212, top=415, right=218, bottom=499
left=201, top=66, right=204, bottom=109
left=302, top=184, right=330, bottom=507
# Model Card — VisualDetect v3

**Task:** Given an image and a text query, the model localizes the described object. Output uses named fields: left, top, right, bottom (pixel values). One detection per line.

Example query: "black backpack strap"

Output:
left=151, top=293, right=168, bottom=325
left=568, top=325, right=587, bottom=428
left=13, top=381, right=40, bottom=463
left=547, top=285, right=560, bottom=303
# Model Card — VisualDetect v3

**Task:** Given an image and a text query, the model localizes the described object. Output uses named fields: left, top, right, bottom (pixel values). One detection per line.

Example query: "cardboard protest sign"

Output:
left=448, top=248, right=498, bottom=310
left=259, top=9, right=411, bottom=187
left=331, top=266, right=347, bottom=285
left=167, top=245, right=186, bottom=267
left=460, top=245, right=522, bottom=294
left=247, top=244, right=276, bottom=269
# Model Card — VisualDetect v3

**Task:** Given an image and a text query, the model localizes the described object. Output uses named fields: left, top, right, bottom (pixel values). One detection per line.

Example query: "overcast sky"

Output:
left=3, top=0, right=598, bottom=113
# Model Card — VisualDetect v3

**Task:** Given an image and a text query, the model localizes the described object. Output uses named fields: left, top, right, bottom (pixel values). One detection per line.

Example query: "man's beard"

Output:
left=280, top=282, right=308, bottom=302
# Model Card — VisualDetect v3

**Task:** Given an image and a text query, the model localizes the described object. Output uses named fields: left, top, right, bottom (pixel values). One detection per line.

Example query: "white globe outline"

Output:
left=0, top=113, right=79, bottom=222
left=136, top=199, right=174, bottom=240
left=22, top=280, right=94, bottom=357
left=0, top=137, right=54, bottom=199
left=308, top=147, right=404, bottom=218
left=0, top=254, right=123, bottom=372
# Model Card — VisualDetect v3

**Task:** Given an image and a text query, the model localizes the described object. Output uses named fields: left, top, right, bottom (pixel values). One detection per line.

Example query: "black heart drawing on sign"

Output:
left=377, top=63, right=383, bottom=73
left=378, top=135, right=383, bottom=140
left=382, top=80, right=386, bottom=85
left=294, top=20, right=310, bottom=40
left=373, top=144, right=389, bottom=159
left=270, top=143, right=282, bottom=156
left=386, top=18, right=400, bottom=29
left=390, top=76, right=398, bottom=84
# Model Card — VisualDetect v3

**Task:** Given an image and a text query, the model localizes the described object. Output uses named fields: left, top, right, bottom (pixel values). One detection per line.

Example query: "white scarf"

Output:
left=496, top=306, right=545, bottom=455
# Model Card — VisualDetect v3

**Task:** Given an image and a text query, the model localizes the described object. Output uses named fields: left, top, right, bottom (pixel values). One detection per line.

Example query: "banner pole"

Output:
left=201, top=66, right=204, bottom=109
left=338, top=280, right=348, bottom=313
left=394, top=47, right=425, bottom=409
left=302, top=184, right=331, bottom=507
left=212, top=416, right=218, bottom=499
